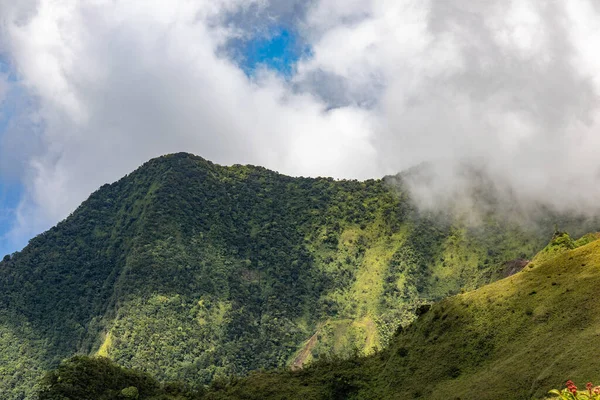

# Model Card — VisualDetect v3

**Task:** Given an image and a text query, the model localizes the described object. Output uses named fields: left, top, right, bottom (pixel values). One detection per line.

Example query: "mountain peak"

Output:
left=0, top=154, right=591, bottom=400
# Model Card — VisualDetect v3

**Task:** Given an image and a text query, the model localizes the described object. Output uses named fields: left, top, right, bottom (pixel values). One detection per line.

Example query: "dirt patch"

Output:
left=291, top=329, right=320, bottom=370
left=500, top=259, right=529, bottom=277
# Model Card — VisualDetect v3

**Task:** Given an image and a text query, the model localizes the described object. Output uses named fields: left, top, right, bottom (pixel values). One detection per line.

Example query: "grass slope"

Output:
left=372, top=232, right=600, bottom=399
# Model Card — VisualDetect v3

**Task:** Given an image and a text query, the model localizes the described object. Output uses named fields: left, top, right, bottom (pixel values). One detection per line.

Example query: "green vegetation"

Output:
left=36, top=232, right=600, bottom=399
left=198, top=233, right=600, bottom=399
left=549, top=380, right=600, bottom=399
left=37, top=356, right=203, bottom=400
left=0, top=153, right=591, bottom=399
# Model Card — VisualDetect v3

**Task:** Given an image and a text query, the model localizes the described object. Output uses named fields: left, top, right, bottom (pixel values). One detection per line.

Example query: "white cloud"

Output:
left=1, top=0, right=600, bottom=248
left=298, top=0, right=600, bottom=217
left=0, top=0, right=380, bottom=246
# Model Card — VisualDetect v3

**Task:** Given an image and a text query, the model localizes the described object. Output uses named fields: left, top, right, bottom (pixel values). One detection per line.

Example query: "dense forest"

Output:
left=0, top=153, right=591, bottom=399
left=37, top=232, right=600, bottom=399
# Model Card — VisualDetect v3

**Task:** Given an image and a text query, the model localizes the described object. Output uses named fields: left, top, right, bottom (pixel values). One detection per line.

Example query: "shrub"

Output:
left=549, top=380, right=600, bottom=399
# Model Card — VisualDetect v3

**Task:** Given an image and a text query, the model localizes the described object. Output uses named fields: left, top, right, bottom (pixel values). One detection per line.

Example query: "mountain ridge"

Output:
left=0, top=152, right=584, bottom=399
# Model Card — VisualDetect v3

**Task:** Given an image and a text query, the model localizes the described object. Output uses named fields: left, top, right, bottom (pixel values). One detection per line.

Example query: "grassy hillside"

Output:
left=0, top=153, right=575, bottom=399
left=369, top=232, right=600, bottom=399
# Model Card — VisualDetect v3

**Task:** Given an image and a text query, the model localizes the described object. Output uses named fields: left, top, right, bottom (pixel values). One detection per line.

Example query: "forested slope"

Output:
left=38, top=232, right=600, bottom=399
left=0, top=153, right=571, bottom=399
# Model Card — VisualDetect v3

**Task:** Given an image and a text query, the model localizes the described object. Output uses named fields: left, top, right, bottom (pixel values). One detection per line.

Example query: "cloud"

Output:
left=1, top=0, right=600, bottom=249
left=297, top=0, right=600, bottom=217
left=0, top=72, right=8, bottom=104
left=0, top=0, right=378, bottom=247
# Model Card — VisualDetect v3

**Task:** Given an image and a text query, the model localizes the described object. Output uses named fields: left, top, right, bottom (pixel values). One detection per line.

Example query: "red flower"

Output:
left=587, top=382, right=593, bottom=390
left=594, top=386, right=600, bottom=395
left=570, top=387, right=578, bottom=394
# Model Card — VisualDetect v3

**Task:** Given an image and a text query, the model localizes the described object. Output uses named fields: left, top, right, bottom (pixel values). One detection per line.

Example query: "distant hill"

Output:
left=0, top=153, right=584, bottom=399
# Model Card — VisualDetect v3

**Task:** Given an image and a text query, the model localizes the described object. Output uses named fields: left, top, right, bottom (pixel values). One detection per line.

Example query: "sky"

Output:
left=2, top=0, right=600, bottom=256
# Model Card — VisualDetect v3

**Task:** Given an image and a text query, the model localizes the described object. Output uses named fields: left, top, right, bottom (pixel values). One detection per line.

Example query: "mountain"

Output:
left=0, top=153, right=580, bottom=399
left=38, top=232, right=600, bottom=399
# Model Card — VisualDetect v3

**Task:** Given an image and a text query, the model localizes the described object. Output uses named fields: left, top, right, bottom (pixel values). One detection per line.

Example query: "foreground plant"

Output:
left=549, top=381, right=600, bottom=399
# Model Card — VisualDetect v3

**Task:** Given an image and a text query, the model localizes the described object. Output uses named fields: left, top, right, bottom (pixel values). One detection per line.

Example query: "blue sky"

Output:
left=0, top=182, right=23, bottom=255
left=0, top=57, right=22, bottom=256
left=237, top=27, right=309, bottom=78
left=0, top=25, right=304, bottom=257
